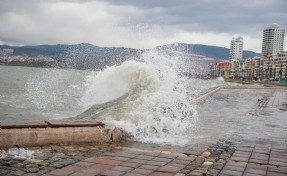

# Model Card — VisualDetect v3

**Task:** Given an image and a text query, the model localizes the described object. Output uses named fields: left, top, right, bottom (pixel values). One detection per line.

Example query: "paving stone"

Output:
left=74, top=161, right=95, bottom=167
left=249, top=159, right=268, bottom=165
left=213, top=162, right=225, bottom=170
left=85, top=157, right=122, bottom=166
left=183, top=150, right=201, bottom=156
left=143, top=153, right=160, bottom=157
left=245, top=168, right=267, bottom=175
left=153, top=157, right=173, bottom=162
left=132, top=168, right=154, bottom=175
left=139, top=165, right=159, bottom=170
left=158, top=154, right=177, bottom=159
left=123, top=173, right=146, bottom=176
left=146, top=161, right=168, bottom=166
left=48, top=165, right=82, bottom=176
left=157, top=165, right=181, bottom=173
left=174, top=173, right=186, bottom=176
left=243, top=173, right=263, bottom=176
left=112, top=157, right=131, bottom=161
left=269, top=161, right=287, bottom=167
left=268, top=166, right=287, bottom=173
left=230, top=156, right=249, bottom=162
left=223, top=165, right=245, bottom=172
left=101, top=170, right=125, bottom=176
left=170, top=159, right=190, bottom=165
left=176, top=157, right=195, bottom=161
left=120, top=162, right=142, bottom=168
left=269, top=158, right=287, bottom=163
left=246, top=163, right=267, bottom=170
left=135, top=155, right=155, bottom=160
left=69, top=167, right=102, bottom=176
left=220, top=169, right=243, bottom=176
left=116, top=153, right=138, bottom=158
left=189, top=171, right=204, bottom=176
left=151, top=172, right=175, bottom=176
left=266, top=172, right=287, bottom=176
left=128, top=159, right=148, bottom=164
left=112, top=166, right=133, bottom=172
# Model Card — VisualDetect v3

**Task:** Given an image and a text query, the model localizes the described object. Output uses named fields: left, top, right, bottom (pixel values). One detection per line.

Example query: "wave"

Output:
left=77, top=50, right=201, bottom=145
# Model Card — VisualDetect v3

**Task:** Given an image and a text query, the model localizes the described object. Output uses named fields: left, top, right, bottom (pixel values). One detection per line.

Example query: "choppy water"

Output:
left=0, top=50, right=228, bottom=145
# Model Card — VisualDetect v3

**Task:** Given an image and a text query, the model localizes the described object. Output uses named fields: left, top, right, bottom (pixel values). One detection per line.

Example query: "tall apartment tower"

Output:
left=229, top=36, right=243, bottom=60
left=261, top=23, right=285, bottom=56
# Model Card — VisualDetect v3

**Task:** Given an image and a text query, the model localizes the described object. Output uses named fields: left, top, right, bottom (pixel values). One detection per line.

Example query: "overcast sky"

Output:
left=0, top=0, right=286, bottom=52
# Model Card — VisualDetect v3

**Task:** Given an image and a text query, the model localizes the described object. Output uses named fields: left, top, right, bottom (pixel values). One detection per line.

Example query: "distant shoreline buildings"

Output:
left=210, top=23, right=286, bottom=82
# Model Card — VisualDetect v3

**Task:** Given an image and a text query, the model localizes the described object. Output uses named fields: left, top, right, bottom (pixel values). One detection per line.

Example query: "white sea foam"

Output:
left=0, top=148, right=35, bottom=159
left=79, top=50, right=224, bottom=145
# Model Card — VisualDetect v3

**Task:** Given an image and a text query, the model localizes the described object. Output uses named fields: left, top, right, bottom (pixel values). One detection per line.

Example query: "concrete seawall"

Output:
left=194, top=85, right=287, bottom=104
left=0, top=120, right=127, bottom=149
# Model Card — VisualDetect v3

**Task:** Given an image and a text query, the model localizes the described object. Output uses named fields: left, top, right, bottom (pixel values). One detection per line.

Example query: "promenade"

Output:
left=1, top=85, right=287, bottom=176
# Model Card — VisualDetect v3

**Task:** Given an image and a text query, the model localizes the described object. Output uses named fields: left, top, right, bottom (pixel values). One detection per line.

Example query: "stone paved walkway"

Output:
left=1, top=140, right=287, bottom=176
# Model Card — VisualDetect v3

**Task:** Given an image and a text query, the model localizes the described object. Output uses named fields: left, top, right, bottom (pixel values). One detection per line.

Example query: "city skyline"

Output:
left=0, top=0, right=286, bottom=52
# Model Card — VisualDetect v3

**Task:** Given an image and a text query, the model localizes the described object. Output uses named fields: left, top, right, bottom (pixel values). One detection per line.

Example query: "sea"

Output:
left=0, top=50, right=228, bottom=146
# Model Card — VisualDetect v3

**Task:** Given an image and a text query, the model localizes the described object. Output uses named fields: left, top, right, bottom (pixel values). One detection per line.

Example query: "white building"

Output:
left=261, top=23, right=285, bottom=56
left=229, top=36, right=243, bottom=78
left=229, top=36, right=243, bottom=60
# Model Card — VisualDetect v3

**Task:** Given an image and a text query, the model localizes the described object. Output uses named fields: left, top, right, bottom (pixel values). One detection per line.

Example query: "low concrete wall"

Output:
left=223, top=86, right=287, bottom=89
left=193, top=85, right=286, bottom=105
left=0, top=122, right=127, bottom=149
left=194, top=87, right=222, bottom=104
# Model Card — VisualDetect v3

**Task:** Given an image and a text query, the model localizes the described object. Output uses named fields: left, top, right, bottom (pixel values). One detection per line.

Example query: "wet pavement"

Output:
left=1, top=87, right=287, bottom=176
left=193, top=88, right=287, bottom=146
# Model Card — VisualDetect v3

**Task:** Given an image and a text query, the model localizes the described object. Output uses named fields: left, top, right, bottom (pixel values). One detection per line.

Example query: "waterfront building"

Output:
left=273, top=51, right=287, bottom=79
left=229, top=36, right=243, bottom=60
left=229, top=36, right=243, bottom=78
left=261, top=23, right=285, bottom=56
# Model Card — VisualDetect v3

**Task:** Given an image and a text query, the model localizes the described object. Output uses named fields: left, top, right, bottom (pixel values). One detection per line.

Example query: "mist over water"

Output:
left=0, top=49, right=228, bottom=145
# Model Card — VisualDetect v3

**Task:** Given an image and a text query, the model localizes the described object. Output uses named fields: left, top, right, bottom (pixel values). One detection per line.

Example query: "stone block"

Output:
left=132, top=168, right=154, bottom=175
left=101, top=170, right=125, bottom=176
left=136, top=155, right=155, bottom=160
left=139, top=165, right=159, bottom=170
left=146, top=161, right=168, bottom=166
left=245, top=168, right=267, bottom=175
left=112, top=166, right=133, bottom=172
left=157, top=165, right=181, bottom=173
left=1, top=121, right=48, bottom=129
left=45, top=120, right=105, bottom=127
left=221, top=169, right=243, bottom=176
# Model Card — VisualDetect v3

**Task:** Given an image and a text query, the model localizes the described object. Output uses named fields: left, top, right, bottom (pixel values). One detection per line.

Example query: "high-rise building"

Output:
left=261, top=23, right=285, bottom=56
left=229, top=36, right=243, bottom=60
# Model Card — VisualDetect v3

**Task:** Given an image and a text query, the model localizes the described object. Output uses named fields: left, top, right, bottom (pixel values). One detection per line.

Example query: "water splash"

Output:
left=79, top=49, right=212, bottom=145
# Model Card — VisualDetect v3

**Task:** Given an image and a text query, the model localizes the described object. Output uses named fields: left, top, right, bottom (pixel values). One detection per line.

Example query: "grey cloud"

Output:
left=101, top=0, right=287, bottom=34
left=0, top=0, right=286, bottom=51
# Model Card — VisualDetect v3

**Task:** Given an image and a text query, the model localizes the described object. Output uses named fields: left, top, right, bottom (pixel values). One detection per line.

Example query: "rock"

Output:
left=49, top=163, right=63, bottom=169
left=9, top=170, right=26, bottom=176
left=201, top=161, right=213, bottom=168
left=201, top=152, right=211, bottom=158
left=25, top=168, right=39, bottom=173
left=0, top=169, right=11, bottom=175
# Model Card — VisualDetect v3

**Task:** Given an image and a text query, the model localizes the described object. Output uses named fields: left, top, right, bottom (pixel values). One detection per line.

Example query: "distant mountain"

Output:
left=0, top=43, right=259, bottom=69
left=0, top=43, right=142, bottom=69
left=156, top=43, right=259, bottom=60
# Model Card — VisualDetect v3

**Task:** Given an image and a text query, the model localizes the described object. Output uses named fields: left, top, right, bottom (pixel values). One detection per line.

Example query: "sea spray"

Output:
left=79, top=50, right=199, bottom=145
